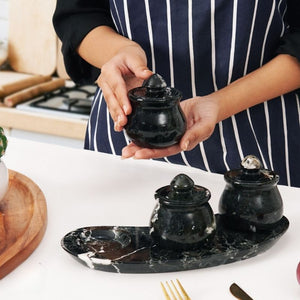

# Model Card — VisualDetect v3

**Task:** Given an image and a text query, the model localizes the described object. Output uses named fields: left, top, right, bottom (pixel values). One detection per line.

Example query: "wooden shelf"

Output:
left=0, top=107, right=87, bottom=140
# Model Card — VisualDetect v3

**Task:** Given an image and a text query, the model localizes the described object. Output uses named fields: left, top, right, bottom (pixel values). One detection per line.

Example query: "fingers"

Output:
left=123, top=46, right=153, bottom=79
left=122, top=142, right=182, bottom=159
left=131, top=65, right=153, bottom=80
left=97, top=45, right=152, bottom=132
left=98, top=69, right=128, bottom=131
left=179, top=122, right=215, bottom=151
left=178, top=96, right=218, bottom=151
left=121, top=95, right=219, bottom=159
left=121, top=121, right=216, bottom=159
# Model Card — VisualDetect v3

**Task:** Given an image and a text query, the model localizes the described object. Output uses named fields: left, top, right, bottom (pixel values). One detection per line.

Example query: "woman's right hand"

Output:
left=96, top=43, right=152, bottom=131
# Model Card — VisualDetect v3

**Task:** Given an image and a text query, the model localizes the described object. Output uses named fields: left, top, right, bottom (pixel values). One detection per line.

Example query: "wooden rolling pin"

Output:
left=4, top=78, right=66, bottom=107
left=0, top=75, right=52, bottom=98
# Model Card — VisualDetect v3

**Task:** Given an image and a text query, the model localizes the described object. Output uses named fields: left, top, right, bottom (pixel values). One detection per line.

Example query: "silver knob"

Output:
left=241, top=155, right=262, bottom=170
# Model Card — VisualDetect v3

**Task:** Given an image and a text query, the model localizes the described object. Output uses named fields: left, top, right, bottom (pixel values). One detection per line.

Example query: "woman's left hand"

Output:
left=121, top=94, right=220, bottom=159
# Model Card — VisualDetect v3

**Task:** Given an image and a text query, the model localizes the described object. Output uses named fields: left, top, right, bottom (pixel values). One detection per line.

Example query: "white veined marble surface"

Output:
left=0, top=137, right=299, bottom=300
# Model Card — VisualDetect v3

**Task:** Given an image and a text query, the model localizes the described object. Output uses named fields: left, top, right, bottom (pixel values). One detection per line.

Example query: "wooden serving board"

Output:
left=0, top=170, right=47, bottom=279
left=0, top=71, right=34, bottom=86
left=8, top=0, right=57, bottom=76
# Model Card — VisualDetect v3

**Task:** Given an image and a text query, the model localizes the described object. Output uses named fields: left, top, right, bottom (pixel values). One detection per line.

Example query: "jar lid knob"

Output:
left=170, top=174, right=194, bottom=192
left=142, top=73, right=167, bottom=90
left=155, top=173, right=211, bottom=206
left=241, top=155, right=262, bottom=171
left=224, top=154, right=279, bottom=185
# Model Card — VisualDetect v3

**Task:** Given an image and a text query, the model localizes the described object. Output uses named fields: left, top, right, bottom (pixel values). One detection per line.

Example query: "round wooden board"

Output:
left=0, top=170, right=47, bottom=279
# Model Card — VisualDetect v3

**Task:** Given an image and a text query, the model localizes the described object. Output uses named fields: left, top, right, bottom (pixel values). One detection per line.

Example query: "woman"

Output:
left=53, top=0, right=300, bottom=186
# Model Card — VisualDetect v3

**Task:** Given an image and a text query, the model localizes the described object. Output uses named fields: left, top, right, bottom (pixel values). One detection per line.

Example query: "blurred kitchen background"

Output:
left=0, top=0, right=8, bottom=55
left=0, top=0, right=96, bottom=148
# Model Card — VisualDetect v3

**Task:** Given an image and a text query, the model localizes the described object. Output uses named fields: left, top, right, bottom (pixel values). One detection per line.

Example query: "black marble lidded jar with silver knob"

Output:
left=219, top=155, right=283, bottom=233
left=150, top=174, right=216, bottom=251
left=125, top=74, right=186, bottom=148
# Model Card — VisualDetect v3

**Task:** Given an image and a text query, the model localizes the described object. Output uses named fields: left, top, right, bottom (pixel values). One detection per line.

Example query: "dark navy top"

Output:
left=53, top=0, right=300, bottom=187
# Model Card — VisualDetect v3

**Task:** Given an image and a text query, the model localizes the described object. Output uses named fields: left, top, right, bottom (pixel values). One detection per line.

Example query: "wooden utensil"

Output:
left=0, top=170, right=47, bottom=279
left=0, top=71, right=34, bottom=85
left=4, top=78, right=66, bottom=107
left=0, top=75, right=52, bottom=98
left=8, top=0, right=57, bottom=76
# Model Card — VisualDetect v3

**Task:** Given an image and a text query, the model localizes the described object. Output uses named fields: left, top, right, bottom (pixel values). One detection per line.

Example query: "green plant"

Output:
left=0, top=127, right=7, bottom=158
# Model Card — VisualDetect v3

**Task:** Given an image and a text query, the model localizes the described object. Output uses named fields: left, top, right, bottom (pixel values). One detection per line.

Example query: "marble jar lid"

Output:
left=155, top=174, right=211, bottom=207
left=224, top=155, right=279, bottom=187
left=128, top=73, right=182, bottom=103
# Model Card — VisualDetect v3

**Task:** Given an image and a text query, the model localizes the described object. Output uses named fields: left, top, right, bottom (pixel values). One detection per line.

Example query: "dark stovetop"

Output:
left=16, top=84, right=98, bottom=120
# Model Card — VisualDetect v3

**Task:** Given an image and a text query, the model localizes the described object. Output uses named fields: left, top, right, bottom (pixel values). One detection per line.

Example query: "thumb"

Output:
left=133, top=67, right=153, bottom=80
left=126, top=56, right=153, bottom=79
left=180, top=122, right=214, bottom=151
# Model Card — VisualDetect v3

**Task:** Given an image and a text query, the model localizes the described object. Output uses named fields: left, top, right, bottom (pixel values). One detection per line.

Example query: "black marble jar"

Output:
left=219, top=155, right=283, bottom=232
left=150, top=174, right=216, bottom=251
left=124, top=74, right=186, bottom=148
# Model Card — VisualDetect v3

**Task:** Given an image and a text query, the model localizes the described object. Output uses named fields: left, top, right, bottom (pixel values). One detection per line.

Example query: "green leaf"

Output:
left=0, top=127, right=7, bottom=158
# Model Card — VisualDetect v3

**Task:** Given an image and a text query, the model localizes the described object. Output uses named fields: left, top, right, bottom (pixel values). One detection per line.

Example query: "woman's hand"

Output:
left=121, top=95, right=220, bottom=159
left=96, top=44, right=152, bottom=131
left=121, top=54, right=300, bottom=160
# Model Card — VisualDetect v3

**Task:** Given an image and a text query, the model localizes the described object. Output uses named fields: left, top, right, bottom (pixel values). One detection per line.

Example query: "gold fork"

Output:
left=161, top=279, right=191, bottom=300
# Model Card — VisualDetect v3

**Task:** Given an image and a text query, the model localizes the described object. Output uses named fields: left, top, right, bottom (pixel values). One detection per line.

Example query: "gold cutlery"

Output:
left=230, top=283, right=253, bottom=300
left=161, top=279, right=191, bottom=300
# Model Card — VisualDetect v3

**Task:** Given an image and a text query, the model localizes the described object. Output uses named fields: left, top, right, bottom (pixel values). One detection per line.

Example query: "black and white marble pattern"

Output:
left=61, top=214, right=289, bottom=273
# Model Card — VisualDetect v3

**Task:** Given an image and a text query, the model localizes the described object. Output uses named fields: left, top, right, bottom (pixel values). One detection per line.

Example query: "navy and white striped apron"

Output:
left=85, top=0, right=300, bottom=187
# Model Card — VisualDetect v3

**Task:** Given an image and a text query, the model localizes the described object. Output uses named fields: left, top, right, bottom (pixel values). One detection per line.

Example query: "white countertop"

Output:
left=1, top=137, right=299, bottom=299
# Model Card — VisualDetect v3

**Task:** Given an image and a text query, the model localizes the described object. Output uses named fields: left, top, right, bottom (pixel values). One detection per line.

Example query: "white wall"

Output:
left=0, top=0, right=9, bottom=42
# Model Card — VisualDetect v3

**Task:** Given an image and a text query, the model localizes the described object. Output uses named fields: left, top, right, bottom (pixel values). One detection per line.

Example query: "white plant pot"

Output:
left=0, top=160, right=8, bottom=202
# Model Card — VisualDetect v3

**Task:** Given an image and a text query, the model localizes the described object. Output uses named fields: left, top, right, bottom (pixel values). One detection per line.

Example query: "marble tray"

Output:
left=61, top=215, right=289, bottom=273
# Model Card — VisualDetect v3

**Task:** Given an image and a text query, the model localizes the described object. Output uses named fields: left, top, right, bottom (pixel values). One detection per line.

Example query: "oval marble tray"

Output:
left=0, top=170, right=47, bottom=279
left=61, top=215, right=289, bottom=273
